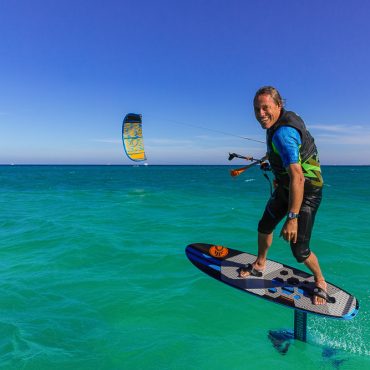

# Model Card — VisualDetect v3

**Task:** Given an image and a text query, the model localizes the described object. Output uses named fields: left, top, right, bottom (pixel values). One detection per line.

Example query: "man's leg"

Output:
left=292, top=188, right=326, bottom=305
left=303, top=252, right=327, bottom=305
left=255, top=231, right=273, bottom=268
left=240, top=186, right=287, bottom=278
left=239, top=232, right=273, bottom=277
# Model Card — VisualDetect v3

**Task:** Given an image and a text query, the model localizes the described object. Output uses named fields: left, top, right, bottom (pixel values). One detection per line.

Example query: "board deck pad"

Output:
left=186, top=243, right=359, bottom=319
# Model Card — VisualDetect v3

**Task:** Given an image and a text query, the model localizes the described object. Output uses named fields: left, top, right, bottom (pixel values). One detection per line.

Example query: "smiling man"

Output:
left=239, top=86, right=327, bottom=306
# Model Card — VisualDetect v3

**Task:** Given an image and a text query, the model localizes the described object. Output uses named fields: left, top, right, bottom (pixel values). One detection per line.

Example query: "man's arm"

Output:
left=280, top=163, right=304, bottom=243
left=288, top=163, right=304, bottom=214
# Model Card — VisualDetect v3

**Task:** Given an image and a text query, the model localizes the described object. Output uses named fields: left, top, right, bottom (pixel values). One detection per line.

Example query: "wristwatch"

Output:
left=287, top=212, right=299, bottom=220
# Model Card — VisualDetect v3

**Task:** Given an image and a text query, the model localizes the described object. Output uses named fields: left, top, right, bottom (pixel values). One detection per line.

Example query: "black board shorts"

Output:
left=258, top=183, right=322, bottom=262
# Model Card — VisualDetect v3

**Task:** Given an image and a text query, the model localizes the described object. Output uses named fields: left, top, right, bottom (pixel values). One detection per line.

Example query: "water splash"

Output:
left=308, top=314, right=370, bottom=356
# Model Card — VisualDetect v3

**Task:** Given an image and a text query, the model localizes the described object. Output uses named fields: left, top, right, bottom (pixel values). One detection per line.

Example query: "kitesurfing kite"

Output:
left=122, top=113, right=146, bottom=162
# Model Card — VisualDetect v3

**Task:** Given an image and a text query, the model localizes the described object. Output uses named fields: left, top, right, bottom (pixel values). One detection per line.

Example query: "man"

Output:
left=239, top=86, right=328, bottom=305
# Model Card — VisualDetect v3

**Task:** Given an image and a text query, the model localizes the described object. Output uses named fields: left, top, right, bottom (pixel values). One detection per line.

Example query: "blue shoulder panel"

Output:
left=272, top=126, right=302, bottom=168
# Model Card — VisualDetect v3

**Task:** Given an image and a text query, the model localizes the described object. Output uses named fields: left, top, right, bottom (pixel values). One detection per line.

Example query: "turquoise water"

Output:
left=0, top=165, right=369, bottom=369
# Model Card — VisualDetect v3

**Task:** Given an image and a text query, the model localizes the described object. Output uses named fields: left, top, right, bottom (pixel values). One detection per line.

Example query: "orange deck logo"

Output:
left=209, top=245, right=229, bottom=258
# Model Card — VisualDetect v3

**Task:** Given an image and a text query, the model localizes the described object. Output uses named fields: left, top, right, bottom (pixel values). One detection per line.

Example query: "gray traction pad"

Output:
left=221, top=252, right=356, bottom=317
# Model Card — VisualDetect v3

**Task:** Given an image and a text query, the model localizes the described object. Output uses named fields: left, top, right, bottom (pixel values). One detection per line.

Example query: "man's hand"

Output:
left=280, top=218, right=298, bottom=243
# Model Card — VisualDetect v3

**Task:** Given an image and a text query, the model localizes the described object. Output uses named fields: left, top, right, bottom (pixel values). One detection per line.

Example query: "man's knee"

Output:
left=257, top=220, right=274, bottom=235
left=291, top=242, right=311, bottom=263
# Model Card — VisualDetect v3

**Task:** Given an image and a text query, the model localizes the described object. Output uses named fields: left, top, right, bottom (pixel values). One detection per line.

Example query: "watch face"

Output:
left=288, top=212, right=299, bottom=219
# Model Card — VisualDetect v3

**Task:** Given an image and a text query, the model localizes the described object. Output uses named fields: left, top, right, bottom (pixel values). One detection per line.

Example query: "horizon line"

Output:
left=1, top=163, right=370, bottom=167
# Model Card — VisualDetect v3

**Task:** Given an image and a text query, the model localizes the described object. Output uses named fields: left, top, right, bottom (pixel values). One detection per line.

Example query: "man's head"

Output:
left=253, top=86, right=284, bottom=129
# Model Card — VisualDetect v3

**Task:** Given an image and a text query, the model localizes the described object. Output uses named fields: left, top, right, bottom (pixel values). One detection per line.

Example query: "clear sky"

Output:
left=1, top=0, right=370, bottom=165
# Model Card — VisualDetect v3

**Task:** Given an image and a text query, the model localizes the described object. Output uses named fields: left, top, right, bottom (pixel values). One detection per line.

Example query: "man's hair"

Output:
left=254, top=86, right=285, bottom=107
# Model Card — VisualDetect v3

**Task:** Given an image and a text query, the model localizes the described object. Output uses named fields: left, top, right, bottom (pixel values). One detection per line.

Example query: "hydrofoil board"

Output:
left=186, top=243, right=359, bottom=319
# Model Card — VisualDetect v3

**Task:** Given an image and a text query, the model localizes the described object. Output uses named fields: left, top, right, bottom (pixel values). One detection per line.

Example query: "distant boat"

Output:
left=132, top=163, right=148, bottom=168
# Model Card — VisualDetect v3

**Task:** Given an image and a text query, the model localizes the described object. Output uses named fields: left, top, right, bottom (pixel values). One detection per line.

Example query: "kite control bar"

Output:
left=229, top=160, right=260, bottom=177
left=228, top=152, right=270, bottom=176
left=228, top=152, right=264, bottom=163
left=228, top=152, right=273, bottom=194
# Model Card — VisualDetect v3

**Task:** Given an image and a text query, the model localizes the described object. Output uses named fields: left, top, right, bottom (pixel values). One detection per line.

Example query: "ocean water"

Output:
left=0, top=165, right=369, bottom=370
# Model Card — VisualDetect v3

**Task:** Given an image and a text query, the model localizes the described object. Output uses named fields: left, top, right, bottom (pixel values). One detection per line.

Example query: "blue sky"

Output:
left=1, top=0, right=370, bottom=165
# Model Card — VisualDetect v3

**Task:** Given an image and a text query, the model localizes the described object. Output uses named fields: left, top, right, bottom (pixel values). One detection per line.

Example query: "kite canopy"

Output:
left=122, top=113, right=146, bottom=162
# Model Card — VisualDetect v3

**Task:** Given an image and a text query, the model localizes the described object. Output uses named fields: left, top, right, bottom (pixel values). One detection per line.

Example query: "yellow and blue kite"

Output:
left=122, top=113, right=146, bottom=162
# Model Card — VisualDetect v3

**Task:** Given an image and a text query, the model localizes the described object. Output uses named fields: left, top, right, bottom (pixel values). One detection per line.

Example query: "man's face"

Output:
left=254, top=94, right=282, bottom=129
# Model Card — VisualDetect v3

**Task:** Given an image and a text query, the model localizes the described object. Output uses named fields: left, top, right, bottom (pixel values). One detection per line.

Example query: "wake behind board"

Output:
left=186, top=243, right=359, bottom=319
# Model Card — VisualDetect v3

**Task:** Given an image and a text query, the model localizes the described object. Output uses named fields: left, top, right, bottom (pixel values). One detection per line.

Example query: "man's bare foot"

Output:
left=313, top=279, right=328, bottom=305
left=239, top=262, right=265, bottom=278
